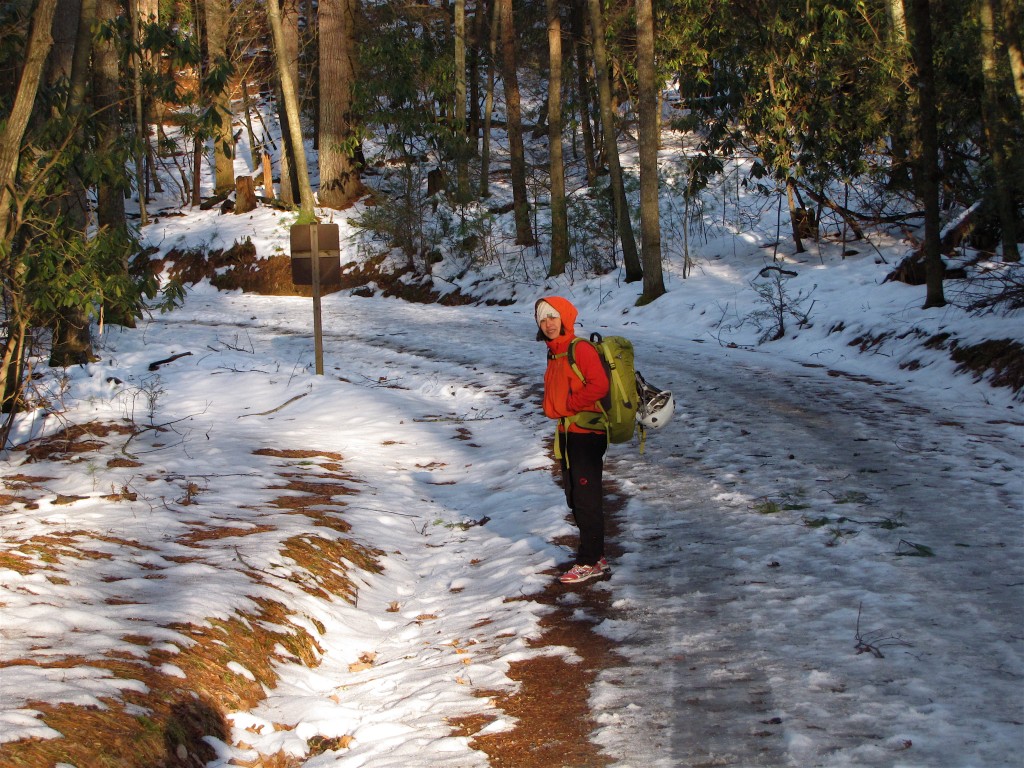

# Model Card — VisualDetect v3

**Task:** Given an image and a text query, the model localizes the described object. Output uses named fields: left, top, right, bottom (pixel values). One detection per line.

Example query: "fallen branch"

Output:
left=854, top=603, right=914, bottom=658
left=238, top=392, right=309, bottom=418
left=896, top=539, right=935, bottom=557
left=148, top=351, right=193, bottom=371
left=120, top=412, right=204, bottom=458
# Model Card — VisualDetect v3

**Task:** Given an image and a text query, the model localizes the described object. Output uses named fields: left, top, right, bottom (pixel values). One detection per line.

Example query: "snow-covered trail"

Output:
left=242, top=293, right=1023, bottom=767
left=28, top=290, right=1018, bottom=767
left=232, top=293, right=1023, bottom=767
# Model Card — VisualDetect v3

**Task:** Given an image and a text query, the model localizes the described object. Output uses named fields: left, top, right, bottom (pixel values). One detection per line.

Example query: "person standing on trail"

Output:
left=535, top=296, right=610, bottom=584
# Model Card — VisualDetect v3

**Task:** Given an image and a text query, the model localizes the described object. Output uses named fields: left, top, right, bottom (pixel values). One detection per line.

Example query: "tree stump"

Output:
left=235, top=175, right=258, bottom=214
left=427, top=167, right=446, bottom=197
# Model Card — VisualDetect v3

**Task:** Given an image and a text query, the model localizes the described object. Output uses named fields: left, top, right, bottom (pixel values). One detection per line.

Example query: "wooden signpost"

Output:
left=289, top=223, right=341, bottom=375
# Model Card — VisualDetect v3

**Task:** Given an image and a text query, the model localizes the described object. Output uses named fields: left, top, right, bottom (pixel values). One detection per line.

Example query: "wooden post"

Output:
left=262, top=150, right=274, bottom=199
left=289, top=223, right=338, bottom=375
left=309, top=223, right=324, bottom=375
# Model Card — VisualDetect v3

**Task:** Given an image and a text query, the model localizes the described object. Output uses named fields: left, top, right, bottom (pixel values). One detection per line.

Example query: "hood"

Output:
left=535, top=295, right=578, bottom=339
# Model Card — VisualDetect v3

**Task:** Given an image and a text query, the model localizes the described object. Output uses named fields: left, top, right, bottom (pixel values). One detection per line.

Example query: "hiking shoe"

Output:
left=559, top=563, right=601, bottom=584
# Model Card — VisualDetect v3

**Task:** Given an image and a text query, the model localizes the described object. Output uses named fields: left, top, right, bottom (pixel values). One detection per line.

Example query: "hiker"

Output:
left=536, top=296, right=610, bottom=584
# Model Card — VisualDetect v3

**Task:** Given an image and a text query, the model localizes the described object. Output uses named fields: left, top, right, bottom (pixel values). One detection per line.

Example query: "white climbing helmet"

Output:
left=635, top=372, right=674, bottom=429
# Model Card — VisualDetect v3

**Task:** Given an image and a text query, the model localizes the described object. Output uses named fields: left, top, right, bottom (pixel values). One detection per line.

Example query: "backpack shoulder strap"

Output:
left=566, top=337, right=581, bottom=378
left=566, top=336, right=597, bottom=383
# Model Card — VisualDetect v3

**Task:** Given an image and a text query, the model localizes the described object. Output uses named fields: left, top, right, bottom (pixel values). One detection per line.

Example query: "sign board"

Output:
left=290, top=223, right=342, bottom=375
left=290, top=223, right=341, bottom=285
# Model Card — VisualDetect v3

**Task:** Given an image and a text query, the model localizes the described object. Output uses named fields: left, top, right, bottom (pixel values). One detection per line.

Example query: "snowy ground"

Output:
left=2, top=93, right=1023, bottom=765
left=2, top=220, right=1021, bottom=766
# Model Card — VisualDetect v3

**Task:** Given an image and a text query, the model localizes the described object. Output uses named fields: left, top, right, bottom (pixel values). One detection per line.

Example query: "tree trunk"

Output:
left=636, top=0, right=664, bottom=301
left=192, top=137, right=203, bottom=206
left=317, top=0, right=361, bottom=209
left=93, top=0, right=126, bottom=229
left=50, top=0, right=101, bottom=360
left=479, top=0, right=500, bottom=198
left=979, top=0, right=1020, bottom=261
left=571, top=0, right=597, bottom=185
left=0, top=0, right=57, bottom=410
left=887, top=0, right=908, bottom=45
left=49, top=312, right=95, bottom=366
left=67, top=0, right=96, bottom=117
left=453, top=0, right=470, bottom=202
left=1002, top=0, right=1024, bottom=109
left=885, top=0, right=914, bottom=190
left=127, top=0, right=149, bottom=225
left=53, top=0, right=93, bottom=233
left=205, top=0, right=235, bottom=195
left=267, top=0, right=316, bottom=218
left=467, top=0, right=487, bottom=145
left=241, top=78, right=259, bottom=170
left=498, top=0, right=535, bottom=245
left=587, top=0, right=641, bottom=281
left=275, top=0, right=301, bottom=206
left=1, top=319, right=28, bottom=416
left=907, top=0, right=946, bottom=308
left=547, top=0, right=568, bottom=276
left=0, top=0, right=58, bottom=245
left=785, top=177, right=808, bottom=254
left=45, top=0, right=79, bottom=86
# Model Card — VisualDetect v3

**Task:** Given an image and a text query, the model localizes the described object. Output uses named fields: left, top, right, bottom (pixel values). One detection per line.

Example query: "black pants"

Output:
left=558, top=431, right=607, bottom=566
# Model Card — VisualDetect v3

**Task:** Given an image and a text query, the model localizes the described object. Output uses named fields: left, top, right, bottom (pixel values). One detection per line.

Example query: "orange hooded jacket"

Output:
left=536, top=296, right=609, bottom=434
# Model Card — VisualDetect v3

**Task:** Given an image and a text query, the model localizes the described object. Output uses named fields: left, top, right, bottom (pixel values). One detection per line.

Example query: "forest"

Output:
left=2, top=2, right=1024, bottom=765
left=2, top=0, right=1023, bottom=423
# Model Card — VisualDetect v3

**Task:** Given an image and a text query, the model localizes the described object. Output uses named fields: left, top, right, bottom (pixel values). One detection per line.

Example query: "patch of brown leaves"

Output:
left=11, top=422, right=136, bottom=462
left=2, top=592, right=329, bottom=768
left=0, top=441, right=385, bottom=767
left=148, top=241, right=491, bottom=305
left=948, top=337, right=1024, bottom=395
left=457, top=478, right=628, bottom=768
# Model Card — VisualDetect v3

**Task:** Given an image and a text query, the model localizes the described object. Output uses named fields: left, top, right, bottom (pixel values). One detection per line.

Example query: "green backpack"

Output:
left=566, top=333, right=639, bottom=444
